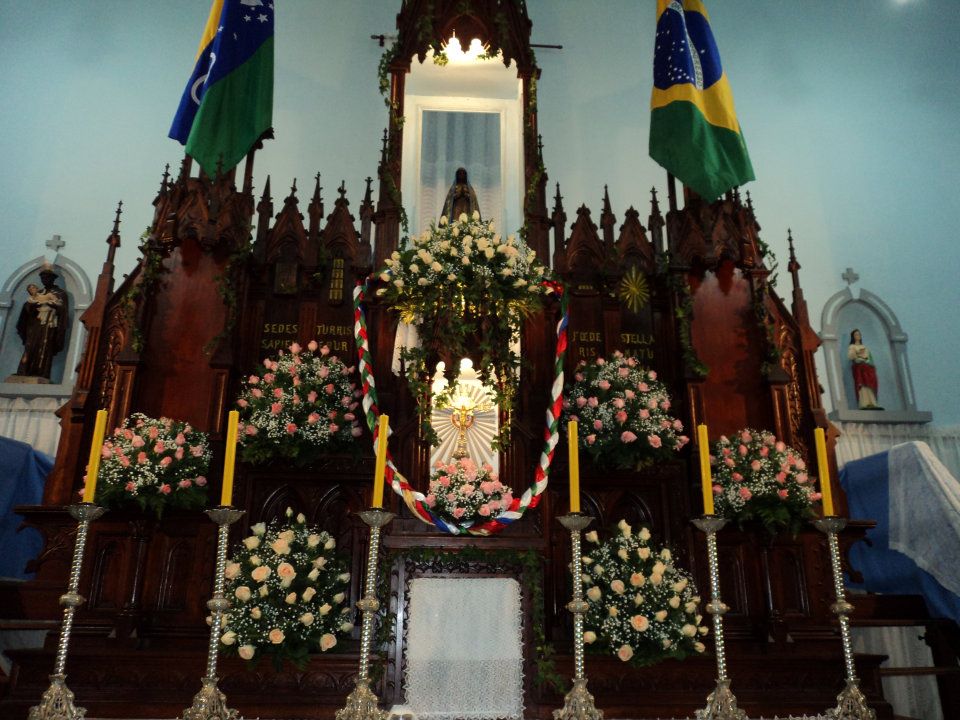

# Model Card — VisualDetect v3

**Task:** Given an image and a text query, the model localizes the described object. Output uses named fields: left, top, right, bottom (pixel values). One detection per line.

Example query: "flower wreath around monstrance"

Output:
left=353, top=212, right=567, bottom=535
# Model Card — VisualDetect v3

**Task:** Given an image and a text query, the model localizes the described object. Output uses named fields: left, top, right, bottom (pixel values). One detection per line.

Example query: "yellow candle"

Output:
left=372, top=414, right=389, bottom=508
left=82, top=409, right=108, bottom=503
left=568, top=420, right=581, bottom=513
left=814, top=427, right=835, bottom=516
left=220, top=410, right=239, bottom=507
left=697, top=424, right=715, bottom=516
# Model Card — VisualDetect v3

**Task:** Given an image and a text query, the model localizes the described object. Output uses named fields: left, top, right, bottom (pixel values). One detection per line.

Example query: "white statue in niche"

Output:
left=848, top=328, right=883, bottom=410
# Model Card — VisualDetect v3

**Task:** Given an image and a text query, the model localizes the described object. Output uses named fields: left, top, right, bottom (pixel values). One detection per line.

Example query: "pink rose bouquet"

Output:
left=235, top=341, right=362, bottom=466
left=220, top=508, right=354, bottom=669
left=93, top=413, right=210, bottom=516
left=710, top=428, right=818, bottom=536
left=582, top=519, right=706, bottom=666
left=426, top=457, right=514, bottom=525
left=563, top=352, right=688, bottom=469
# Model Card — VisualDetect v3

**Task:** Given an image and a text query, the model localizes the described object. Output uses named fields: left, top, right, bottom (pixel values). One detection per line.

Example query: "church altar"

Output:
left=0, top=2, right=896, bottom=719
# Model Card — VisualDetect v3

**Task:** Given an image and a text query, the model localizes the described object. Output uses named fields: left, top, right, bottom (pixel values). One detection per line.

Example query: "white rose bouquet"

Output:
left=93, top=413, right=210, bottom=516
left=235, top=341, right=363, bottom=467
left=219, top=509, right=355, bottom=669
left=581, top=520, right=707, bottom=666
left=711, top=428, right=819, bottom=536
left=564, top=352, right=689, bottom=469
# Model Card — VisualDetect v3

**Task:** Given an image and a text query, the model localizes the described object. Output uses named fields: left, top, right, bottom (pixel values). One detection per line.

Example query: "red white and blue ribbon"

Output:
left=352, top=278, right=568, bottom=536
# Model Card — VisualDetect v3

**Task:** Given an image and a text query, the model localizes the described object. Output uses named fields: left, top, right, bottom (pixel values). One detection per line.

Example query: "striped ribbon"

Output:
left=352, top=278, right=568, bottom=536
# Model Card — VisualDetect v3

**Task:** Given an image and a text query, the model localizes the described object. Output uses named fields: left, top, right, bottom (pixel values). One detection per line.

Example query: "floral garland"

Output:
left=377, top=212, right=550, bottom=447
left=426, top=457, right=514, bottom=524
left=219, top=510, right=354, bottom=669
left=235, top=341, right=363, bottom=467
left=93, top=413, right=210, bottom=516
left=582, top=520, right=707, bottom=666
left=352, top=280, right=569, bottom=536
left=710, top=428, right=819, bottom=536
left=563, top=352, right=689, bottom=469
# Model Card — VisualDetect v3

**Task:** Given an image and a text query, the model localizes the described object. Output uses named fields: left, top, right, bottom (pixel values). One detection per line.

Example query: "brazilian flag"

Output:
left=169, top=0, right=274, bottom=175
left=649, top=0, right=754, bottom=201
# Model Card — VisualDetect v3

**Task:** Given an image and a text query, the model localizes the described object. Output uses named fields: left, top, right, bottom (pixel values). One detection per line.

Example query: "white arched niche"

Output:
left=819, top=284, right=931, bottom=424
left=401, top=45, right=524, bottom=239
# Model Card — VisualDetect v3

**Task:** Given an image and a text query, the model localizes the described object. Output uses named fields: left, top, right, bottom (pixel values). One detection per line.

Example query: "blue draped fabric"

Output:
left=841, top=450, right=960, bottom=625
left=0, top=436, right=50, bottom=579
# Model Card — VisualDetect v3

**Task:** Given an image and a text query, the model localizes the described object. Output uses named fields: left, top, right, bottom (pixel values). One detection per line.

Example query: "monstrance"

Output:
left=430, top=358, right=498, bottom=469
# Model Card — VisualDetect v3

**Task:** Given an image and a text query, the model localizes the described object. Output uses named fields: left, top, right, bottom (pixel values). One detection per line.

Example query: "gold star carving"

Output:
left=618, top=266, right=650, bottom=314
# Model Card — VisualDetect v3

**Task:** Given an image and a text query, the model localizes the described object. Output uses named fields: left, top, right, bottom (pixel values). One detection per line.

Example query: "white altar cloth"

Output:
left=404, top=577, right=523, bottom=720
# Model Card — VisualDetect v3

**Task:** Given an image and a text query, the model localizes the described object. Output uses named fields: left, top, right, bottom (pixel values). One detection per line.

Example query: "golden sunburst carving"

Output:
left=618, top=267, right=650, bottom=314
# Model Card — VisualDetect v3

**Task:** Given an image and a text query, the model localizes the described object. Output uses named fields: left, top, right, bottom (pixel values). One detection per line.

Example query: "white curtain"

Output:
left=835, top=422, right=960, bottom=480
left=852, top=624, right=943, bottom=720
left=0, top=396, right=63, bottom=457
left=419, top=111, right=502, bottom=235
left=404, top=577, right=523, bottom=720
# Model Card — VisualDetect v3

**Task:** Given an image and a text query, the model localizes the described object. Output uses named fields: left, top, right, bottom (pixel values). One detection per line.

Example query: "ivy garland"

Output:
left=657, top=252, right=709, bottom=378
left=205, top=239, right=253, bottom=355
left=121, top=228, right=166, bottom=353
left=753, top=281, right=782, bottom=378
left=371, top=546, right=564, bottom=693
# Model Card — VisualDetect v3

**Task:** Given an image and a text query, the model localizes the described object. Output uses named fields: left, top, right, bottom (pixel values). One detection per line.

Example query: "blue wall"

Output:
left=1, top=1, right=956, bottom=422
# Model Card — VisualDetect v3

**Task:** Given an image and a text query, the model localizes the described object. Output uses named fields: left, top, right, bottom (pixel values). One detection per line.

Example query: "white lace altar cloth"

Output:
left=888, top=440, right=960, bottom=598
left=404, top=577, right=523, bottom=720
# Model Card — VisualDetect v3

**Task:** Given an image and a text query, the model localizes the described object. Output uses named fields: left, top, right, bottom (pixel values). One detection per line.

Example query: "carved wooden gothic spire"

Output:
left=308, top=173, right=324, bottom=243
left=648, top=187, right=665, bottom=255
left=551, top=182, right=567, bottom=270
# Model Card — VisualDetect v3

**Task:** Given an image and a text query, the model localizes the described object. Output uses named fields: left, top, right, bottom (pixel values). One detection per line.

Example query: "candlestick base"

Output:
left=179, top=677, right=239, bottom=720
left=28, top=674, right=85, bottom=720
left=552, top=677, right=603, bottom=720
left=825, top=679, right=876, bottom=720
left=336, top=678, right=388, bottom=720
left=558, top=513, right=594, bottom=532
left=694, top=678, right=747, bottom=720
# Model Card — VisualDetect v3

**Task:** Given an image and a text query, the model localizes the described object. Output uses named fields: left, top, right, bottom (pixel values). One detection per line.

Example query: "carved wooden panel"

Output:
left=135, top=236, right=229, bottom=431
left=689, top=262, right=774, bottom=435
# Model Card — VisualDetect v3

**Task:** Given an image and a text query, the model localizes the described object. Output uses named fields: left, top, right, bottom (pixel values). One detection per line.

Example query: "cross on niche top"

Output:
left=842, top=267, right=859, bottom=286
left=46, top=234, right=65, bottom=253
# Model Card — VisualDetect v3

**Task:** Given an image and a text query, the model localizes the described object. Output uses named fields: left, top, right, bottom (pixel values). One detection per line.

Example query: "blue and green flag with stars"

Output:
left=169, top=0, right=274, bottom=175
left=649, top=0, right=754, bottom=201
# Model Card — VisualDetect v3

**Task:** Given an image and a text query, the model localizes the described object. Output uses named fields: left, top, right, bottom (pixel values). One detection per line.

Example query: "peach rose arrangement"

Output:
left=710, top=429, right=819, bottom=536
left=219, top=508, right=354, bottom=668
left=581, top=519, right=707, bottom=666
left=93, top=413, right=210, bottom=516
left=563, top=352, right=689, bottom=470
left=235, top=341, right=363, bottom=467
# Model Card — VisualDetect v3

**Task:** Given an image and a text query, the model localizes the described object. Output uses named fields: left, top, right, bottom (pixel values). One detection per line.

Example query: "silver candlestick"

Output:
left=554, top=513, right=603, bottom=720
left=28, top=502, right=106, bottom=720
left=179, top=505, right=245, bottom=720
left=691, top=516, right=746, bottom=720
left=813, top=517, right=876, bottom=720
left=336, top=507, right=395, bottom=720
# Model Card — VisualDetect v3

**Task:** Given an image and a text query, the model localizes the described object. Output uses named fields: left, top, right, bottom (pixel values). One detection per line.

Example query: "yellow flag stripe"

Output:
left=194, top=0, right=224, bottom=62
left=650, top=73, right=742, bottom=135
left=656, top=0, right=710, bottom=21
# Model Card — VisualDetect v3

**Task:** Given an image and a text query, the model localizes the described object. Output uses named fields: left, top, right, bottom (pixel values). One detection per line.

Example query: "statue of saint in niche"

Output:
left=848, top=328, right=883, bottom=410
left=13, top=267, right=69, bottom=382
left=441, top=166, right=481, bottom=221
